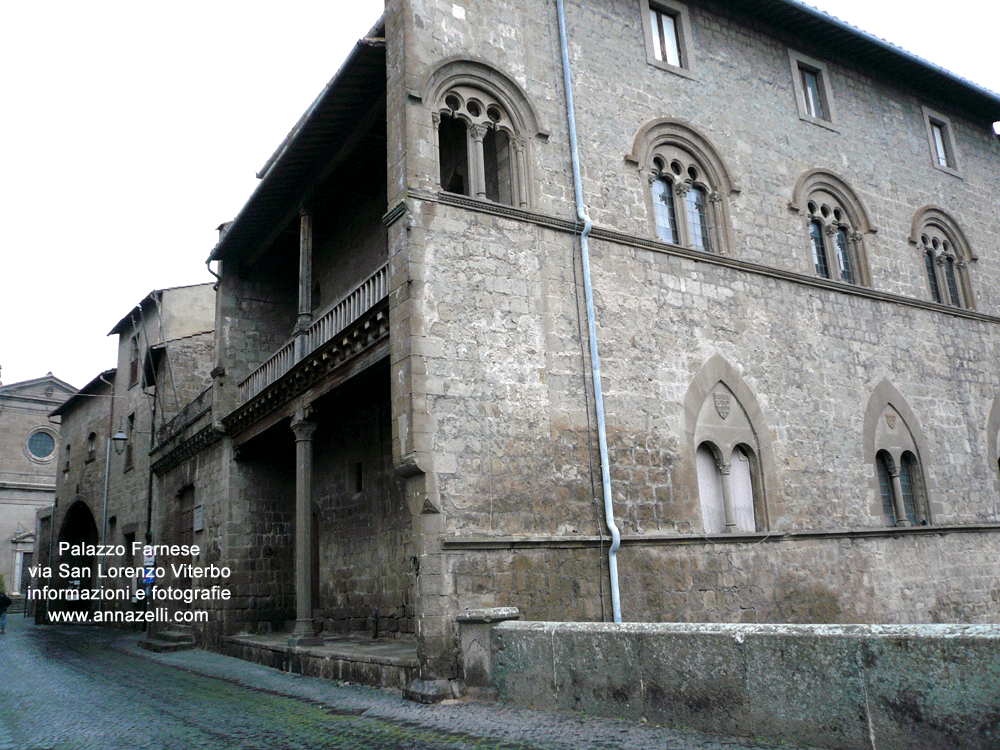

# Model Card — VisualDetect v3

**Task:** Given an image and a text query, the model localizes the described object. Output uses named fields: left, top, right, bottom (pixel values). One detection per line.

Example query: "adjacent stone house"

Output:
left=0, top=373, right=76, bottom=602
left=39, top=285, right=215, bottom=621
left=67, top=0, right=1000, bottom=692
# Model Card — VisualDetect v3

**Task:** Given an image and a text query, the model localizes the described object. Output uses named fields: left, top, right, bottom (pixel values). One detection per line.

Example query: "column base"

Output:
left=288, top=619, right=323, bottom=647
left=287, top=635, right=325, bottom=647
left=403, top=678, right=464, bottom=704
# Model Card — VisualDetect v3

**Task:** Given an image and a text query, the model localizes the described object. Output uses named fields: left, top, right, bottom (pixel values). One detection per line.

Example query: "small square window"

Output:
left=788, top=50, right=838, bottom=131
left=922, top=106, right=961, bottom=176
left=640, top=0, right=695, bottom=78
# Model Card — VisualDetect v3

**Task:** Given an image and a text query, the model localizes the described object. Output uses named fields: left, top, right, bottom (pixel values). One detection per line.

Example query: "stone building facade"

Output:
left=0, top=373, right=76, bottom=601
left=88, top=0, right=1000, bottom=690
left=39, top=285, right=215, bottom=621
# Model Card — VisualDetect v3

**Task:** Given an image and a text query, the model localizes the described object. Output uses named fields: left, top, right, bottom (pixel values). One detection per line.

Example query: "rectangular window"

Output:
left=354, top=461, right=364, bottom=493
left=641, top=1, right=694, bottom=76
left=650, top=8, right=681, bottom=67
left=931, top=122, right=952, bottom=168
left=128, top=336, right=140, bottom=387
left=801, top=68, right=825, bottom=120
left=789, top=51, right=837, bottom=130
left=921, top=106, right=960, bottom=176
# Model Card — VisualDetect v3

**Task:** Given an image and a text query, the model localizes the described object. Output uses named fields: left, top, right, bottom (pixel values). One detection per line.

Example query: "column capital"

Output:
left=470, top=123, right=489, bottom=142
left=290, top=408, right=317, bottom=441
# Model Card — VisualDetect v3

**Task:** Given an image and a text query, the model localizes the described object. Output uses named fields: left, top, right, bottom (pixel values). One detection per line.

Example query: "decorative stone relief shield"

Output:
left=885, top=413, right=897, bottom=429
left=714, top=392, right=731, bottom=420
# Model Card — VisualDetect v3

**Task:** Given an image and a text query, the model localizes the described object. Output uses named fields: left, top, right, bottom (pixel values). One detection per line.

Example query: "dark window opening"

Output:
left=944, top=257, right=962, bottom=307
left=439, top=114, right=469, bottom=196
left=925, top=249, right=942, bottom=303
left=129, top=336, right=140, bottom=387
left=483, top=128, right=513, bottom=204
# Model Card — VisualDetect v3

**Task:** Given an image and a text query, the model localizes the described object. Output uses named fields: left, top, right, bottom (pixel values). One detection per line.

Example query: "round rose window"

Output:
left=27, top=431, right=55, bottom=459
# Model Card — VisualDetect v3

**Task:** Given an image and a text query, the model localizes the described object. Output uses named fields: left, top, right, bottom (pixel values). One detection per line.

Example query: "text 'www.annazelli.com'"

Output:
left=46, top=608, right=209, bottom=624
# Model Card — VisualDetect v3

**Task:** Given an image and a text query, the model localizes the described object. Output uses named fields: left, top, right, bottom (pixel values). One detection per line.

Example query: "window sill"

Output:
left=797, top=114, right=839, bottom=133
left=646, top=58, right=698, bottom=81
left=930, top=162, right=963, bottom=179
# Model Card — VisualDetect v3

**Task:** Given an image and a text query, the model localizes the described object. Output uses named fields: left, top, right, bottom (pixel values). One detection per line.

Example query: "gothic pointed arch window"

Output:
left=422, top=60, right=546, bottom=210
left=684, top=355, right=774, bottom=535
left=910, top=207, right=976, bottom=310
left=630, top=119, right=739, bottom=254
left=864, top=380, right=932, bottom=527
left=790, top=169, right=875, bottom=286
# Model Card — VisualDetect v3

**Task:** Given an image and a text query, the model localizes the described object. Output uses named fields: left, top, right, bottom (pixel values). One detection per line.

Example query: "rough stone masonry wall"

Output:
left=490, top=621, right=1000, bottom=750
left=158, top=440, right=295, bottom=647
left=313, top=400, right=413, bottom=636
left=157, top=333, right=214, bottom=425
left=312, top=197, right=389, bottom=312
left=413, top=191, right=1000, bottom=624
left=215, top=265, right=297, bottom=389
left=222, top=452, right=295, bottom=640
left=449, top=528, right=1000, bottom=626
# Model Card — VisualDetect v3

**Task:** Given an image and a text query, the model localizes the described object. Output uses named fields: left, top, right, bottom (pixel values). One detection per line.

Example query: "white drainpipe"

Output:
left=556, top=0, right=622, bottom=623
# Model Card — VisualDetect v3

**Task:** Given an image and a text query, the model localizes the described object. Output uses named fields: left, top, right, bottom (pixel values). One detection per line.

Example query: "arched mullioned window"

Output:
left=864, top=380, right=932, bottom=527
left=790, top=169, right=875, bottom=286
left=684, top=355, right=774, bottom=535
left=910, top=207, right=976, bottom=310
left=421, top=59, right=546, bottom=209
left=629, top=118, right=740, bottom=254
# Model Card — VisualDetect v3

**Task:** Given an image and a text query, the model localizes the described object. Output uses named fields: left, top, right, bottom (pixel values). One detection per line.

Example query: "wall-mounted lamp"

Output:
left=111, top=430, right=128, bottom=455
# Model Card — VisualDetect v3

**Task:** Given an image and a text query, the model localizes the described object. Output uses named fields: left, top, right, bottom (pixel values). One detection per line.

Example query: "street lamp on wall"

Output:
left=111, top=430, right=128, bottom=455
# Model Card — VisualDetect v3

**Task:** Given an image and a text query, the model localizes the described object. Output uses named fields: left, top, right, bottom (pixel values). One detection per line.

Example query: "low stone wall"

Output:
left=223, top=634, right=419, bottom=690
left=488, top=621, right=1000, bottom=750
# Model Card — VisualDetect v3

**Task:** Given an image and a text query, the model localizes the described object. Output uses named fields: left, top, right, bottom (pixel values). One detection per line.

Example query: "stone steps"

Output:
left=138, top=628, right=196, bottom=653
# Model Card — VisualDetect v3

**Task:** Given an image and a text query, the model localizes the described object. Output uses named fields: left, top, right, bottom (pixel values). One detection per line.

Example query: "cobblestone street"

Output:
left=0, top=617, right=816, bottom=750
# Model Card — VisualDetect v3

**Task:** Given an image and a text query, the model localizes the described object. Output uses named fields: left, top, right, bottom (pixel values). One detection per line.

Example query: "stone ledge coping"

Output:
left=493, top=621, right=999, bottom=639
left=225, top=633, right=419, bottom=668
left=456, top=607, right=521, bottom=624
left=441, top=522, right=1000, bottom=550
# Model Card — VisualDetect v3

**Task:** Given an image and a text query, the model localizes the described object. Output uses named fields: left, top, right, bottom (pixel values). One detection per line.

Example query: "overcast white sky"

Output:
left=2, top=0, right=997, bottom=390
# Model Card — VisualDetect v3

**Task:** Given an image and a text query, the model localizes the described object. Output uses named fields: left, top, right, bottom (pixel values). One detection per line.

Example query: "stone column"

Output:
left=709, top=192, right=724, bottom=253
left=717, top=459, right=737, bottom=532
left=289, top=409, right=321, bottom=645
left=470, top=124, right=488, bottom=199
left=431, top=112, right=442, bottom=190
left=889, top=465, right=910, bottom=526
left=513, top=138, right=527, bottom=208
left=294, top=208, right=313, bottom=362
